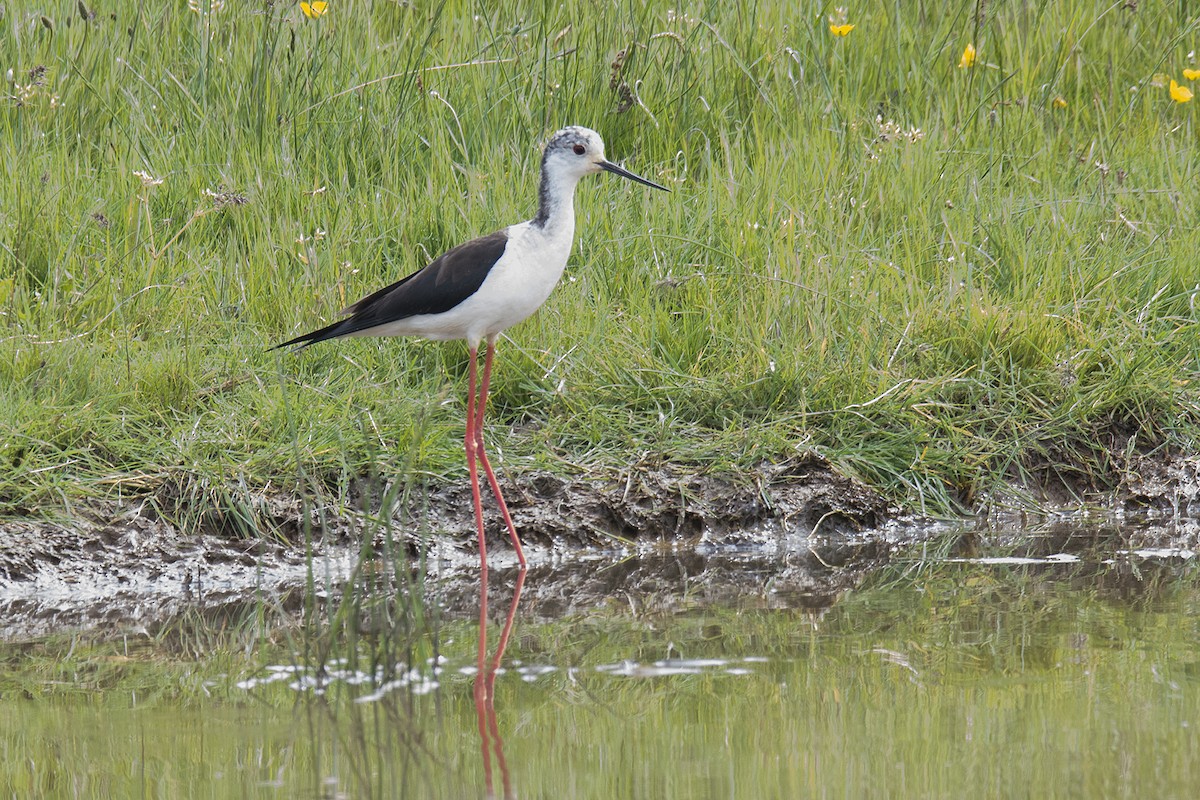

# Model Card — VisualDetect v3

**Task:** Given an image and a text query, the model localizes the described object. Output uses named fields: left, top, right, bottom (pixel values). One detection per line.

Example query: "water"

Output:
left=2, top=525, right=1199, bottom=799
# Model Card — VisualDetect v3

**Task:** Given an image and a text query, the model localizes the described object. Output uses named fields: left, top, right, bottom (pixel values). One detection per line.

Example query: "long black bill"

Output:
left=599, top=160, right=670, bottom=192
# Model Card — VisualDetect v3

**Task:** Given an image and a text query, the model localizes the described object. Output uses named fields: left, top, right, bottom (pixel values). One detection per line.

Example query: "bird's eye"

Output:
left=573, top=144, right=586, bottom=155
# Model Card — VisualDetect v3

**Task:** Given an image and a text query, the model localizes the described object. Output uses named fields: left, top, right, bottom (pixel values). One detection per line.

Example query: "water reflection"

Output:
left=473, top=568, right=525, bottom=800
left=434, top=541, right=889, bottom=622
left=8, top=521, right=1200, bottom=798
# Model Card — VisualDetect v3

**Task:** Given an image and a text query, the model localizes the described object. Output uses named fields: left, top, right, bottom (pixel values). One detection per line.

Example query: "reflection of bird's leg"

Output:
left=473, top=609, right=494, bottom=794
left=487, top=568, right=526, bottom=799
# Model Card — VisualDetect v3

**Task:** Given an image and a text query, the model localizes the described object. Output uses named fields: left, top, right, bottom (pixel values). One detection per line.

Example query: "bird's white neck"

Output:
left=531, top=165, right=581, bottom=231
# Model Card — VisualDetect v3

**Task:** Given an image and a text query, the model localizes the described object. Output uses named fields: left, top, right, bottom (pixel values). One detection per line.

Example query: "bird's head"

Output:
left=541, top=126, right=668, bottom=191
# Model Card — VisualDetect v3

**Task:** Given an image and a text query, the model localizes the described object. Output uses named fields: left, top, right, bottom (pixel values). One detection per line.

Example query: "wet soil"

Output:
left=2, top=450, right=1199, bottom=640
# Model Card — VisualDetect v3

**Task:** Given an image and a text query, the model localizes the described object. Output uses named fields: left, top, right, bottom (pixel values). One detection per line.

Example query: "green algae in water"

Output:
left=2, top=552, right=1199, bottom=799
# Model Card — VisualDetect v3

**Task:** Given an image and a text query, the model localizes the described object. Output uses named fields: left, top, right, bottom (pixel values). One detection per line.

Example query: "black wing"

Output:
left=275, top=229, right=509, bottom=349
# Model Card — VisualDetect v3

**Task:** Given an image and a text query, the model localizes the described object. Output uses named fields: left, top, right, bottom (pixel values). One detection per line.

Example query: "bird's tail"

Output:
left=271, top=318, right=352, bottom=351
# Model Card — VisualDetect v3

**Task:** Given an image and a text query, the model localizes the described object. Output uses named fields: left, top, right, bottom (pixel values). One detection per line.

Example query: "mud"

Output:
left=2, top=451, right=1199, bottom=641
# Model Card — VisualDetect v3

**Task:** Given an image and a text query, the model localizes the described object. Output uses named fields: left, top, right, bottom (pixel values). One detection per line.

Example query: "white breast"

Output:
left=475, top=219, right=575, bottom=328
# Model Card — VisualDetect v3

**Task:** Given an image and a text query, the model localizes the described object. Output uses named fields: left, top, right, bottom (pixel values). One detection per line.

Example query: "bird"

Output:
left=276, top=126, right=669, bottom=570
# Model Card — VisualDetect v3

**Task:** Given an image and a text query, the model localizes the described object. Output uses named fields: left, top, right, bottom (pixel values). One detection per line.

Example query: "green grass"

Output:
left=2, top=0, right=1199, bottom=520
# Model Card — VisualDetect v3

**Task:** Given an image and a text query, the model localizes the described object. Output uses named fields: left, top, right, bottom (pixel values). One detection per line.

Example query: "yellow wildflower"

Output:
left=1184, top=68, right=1200, bottom=81
left=1150, top=73, right=1170, bottom=88
left=959, top=43, right=976, bottom=69
left=300, top=1, right=328, bottom=18
left=1052, top=96, right=1067, bottom=109
left=1169, top=79, right=1193, bottom=103
left=829, top=23, right=855, bottom=37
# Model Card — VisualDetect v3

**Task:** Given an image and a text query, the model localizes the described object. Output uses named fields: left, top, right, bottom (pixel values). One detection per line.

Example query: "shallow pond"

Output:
left=2, top=523, right=1199, bottom=799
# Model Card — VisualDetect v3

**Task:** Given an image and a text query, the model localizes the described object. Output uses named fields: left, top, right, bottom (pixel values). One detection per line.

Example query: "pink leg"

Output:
left=473, top=339, right=527, bottom=569
left=465, top=346, right=491, bottom=579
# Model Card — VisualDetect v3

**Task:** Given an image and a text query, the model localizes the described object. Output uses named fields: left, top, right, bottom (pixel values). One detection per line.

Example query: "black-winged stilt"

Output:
left=276, top=126, right=668, bottom=569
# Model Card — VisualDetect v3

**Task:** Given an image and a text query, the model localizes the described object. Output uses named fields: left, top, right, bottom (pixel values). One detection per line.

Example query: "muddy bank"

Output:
left=0, top=455, right=884, bottom=639
left=2, top=451, right=1199, bottom=640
